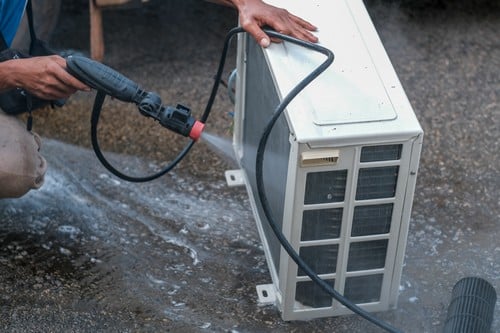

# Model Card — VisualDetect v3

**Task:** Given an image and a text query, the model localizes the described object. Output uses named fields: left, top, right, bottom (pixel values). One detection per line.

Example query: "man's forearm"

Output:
left=206, top=0, right=264, bottom=10
left=0, top=61, right=17, bottom=93
left=205, top=0, right=235, bottom=8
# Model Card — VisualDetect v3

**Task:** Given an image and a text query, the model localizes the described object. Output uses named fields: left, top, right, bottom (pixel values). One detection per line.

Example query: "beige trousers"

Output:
left=0, top=111, right=47, bottom=198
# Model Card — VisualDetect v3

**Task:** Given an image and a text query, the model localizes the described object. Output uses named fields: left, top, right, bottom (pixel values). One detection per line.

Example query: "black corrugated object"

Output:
left=443, top=277, right=497, bottom=333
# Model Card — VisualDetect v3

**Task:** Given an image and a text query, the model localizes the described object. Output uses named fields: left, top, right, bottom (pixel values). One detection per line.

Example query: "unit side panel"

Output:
left=241, top=35, right=291, bottom=278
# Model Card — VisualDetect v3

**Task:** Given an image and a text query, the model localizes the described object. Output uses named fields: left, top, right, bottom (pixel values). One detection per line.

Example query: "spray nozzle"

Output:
left=139, top=97, right=205, bottom=141
left=159, top=104, right=204, bottom=141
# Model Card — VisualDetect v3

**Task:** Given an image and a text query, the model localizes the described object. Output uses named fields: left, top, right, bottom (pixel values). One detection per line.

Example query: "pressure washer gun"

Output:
left=65, top=55, right=204, bottom=141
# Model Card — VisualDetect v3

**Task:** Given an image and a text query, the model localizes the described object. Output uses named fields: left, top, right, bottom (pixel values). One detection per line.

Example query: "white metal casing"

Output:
left=230, top=0, right=423, bottom=320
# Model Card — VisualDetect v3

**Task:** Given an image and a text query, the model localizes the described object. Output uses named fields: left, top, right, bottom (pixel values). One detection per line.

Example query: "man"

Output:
left=0, top=0, right=90, bottom=199
left=0, top=0, right=318, bottom=199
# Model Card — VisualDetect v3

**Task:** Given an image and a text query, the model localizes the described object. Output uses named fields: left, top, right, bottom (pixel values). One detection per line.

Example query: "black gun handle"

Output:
left=66, top=55, right=143, bottom=103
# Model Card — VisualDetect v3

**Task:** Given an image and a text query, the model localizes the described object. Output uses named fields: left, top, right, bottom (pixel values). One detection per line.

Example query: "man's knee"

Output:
left=0, top=111, right=47, bottom=199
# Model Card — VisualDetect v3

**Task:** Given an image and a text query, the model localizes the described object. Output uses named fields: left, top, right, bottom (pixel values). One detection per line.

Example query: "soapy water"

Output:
left=0, top=139, right=273, bottom=330
left=0, top=138, right=498, bottom=331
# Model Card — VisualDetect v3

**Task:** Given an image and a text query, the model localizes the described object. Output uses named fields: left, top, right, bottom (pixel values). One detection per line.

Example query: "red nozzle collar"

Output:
left=189, top=120, right=205, bottom=141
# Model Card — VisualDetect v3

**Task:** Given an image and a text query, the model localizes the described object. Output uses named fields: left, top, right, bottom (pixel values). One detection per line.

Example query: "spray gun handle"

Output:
left=66, top=55, right=144, bottom=103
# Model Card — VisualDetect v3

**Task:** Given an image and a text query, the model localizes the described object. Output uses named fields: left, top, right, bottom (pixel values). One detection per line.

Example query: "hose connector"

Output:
left=138, top=92, right=162, bottom=117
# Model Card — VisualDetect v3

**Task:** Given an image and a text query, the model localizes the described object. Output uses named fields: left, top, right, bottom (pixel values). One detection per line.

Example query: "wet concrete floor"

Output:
left=0, top=0, right=499, bottom=332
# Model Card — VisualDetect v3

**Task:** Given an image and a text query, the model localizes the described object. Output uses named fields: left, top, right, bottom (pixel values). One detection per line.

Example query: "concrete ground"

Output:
left=0, top=0, right=498, bottom=332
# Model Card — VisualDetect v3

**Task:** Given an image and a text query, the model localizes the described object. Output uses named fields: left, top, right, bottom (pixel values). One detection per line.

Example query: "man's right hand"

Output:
left=235, top=0, right=319, bottom=47
left=0, top=55, right=90, bottom=100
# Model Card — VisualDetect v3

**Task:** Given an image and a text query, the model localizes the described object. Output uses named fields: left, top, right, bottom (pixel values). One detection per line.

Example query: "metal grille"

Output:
left=360, top=144, right=402, bottom=162
left=347, top=240, right=389, bottom=271
left=298, top=245, right=339, bottom=276
left=301, top=208, right=343, bottom=241
left=352, top=204, right=393, bottom=236
left=344, top=274, right=384, bottom=303
left=356, top=166, right=399, bottom=200
left=304, top=170, right=348, bottom=204
left=296, top=279, right=335, bottom=308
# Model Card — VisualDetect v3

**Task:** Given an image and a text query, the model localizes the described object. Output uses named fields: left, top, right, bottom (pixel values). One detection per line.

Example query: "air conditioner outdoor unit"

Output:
left=226, top=0, right=423, bottom=321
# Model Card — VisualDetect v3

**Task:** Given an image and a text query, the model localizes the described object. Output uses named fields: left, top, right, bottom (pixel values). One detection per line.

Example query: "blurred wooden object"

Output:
left=89, top=0, right=104, bottom=61
left=89, top=0, right=223, bottom=61
left=89, top=0, right=149, bottom=61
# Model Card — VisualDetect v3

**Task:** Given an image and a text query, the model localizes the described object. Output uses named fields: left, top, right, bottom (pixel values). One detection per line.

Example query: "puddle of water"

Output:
left=0, top=139, right=265, bottom=330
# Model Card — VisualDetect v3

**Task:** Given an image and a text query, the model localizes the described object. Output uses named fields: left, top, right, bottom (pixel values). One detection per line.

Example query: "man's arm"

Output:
left=208, top=0, right=318, bottom=47
left=206, top=0, right=234, bottom=6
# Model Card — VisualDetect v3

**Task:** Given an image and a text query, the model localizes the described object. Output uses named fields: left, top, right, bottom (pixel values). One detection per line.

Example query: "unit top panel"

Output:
left=262, top=0, right=422, bottom=143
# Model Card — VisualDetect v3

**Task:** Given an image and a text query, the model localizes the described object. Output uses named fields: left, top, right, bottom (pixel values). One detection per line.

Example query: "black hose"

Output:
left=90, top=26, right=403, bottom=332
left=90, top=90, right=195, bottom=182
left=88, top=26, right=235, bottom=182
left=252, top=30, right=403, bottom=333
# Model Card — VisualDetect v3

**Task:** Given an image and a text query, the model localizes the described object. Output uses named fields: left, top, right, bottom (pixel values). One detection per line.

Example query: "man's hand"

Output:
left=213, top=0, right=319, bottom=47
left=1, top=55, right=90, bottom=100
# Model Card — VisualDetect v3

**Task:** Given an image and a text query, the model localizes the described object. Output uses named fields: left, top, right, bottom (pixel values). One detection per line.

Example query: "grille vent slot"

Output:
left=347, top=240, right=388, bottom=271
left=352, top=204, right=393, bottom=236
left=356, top=166, right=399, bottom=200
left=344, top=274, right=384, bottom=303
left=304, top=170, right=348, bottom=204
left=301, top=208, right=343, bottom=241
left=296, top=279, right=335, bottom=308
left=298, top=245, right=339, bottom=276
left=361, top=144, right=402, bottom=162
